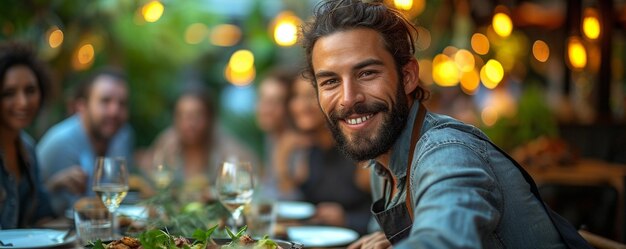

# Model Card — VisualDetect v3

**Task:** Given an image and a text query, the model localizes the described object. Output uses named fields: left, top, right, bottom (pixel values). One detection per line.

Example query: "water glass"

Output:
left=247, top=202, right=276, bottom=238
left=74, top=199, right=113, bottom=244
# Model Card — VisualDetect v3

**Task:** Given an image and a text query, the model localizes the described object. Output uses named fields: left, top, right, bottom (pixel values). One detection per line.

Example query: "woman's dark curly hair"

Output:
left=300, top=0, right=426, bottom=101
left=0, top=41, right=49, bottom=108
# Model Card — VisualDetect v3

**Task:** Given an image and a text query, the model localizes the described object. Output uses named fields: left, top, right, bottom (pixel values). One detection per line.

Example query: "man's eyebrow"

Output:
left=353, top=59, right=384, bottom=71
left=315, top=70, right=337, bottom=79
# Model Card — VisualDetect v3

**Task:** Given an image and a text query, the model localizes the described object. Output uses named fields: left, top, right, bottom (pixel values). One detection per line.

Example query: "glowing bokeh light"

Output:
left=432, top=54, right=459, bottom=87
left=492, top=12, right=513, bottom=38
left=471, top=33, right=490, bottom=55
left=481, top=106, right=499, bottom=126
left=229, top=50, right=254, bottom=74
left=77, top=44, right=94, bottom=65
left=454, top=49, right=475, bottom=72
left=47, top=27, right=63, bottom=48
left=185, top=23, right=209, bottom=44
left=532, top=40, right=550, bottom=62
left=210, top=24, right=242, bottom=47
left=567, top=37, right=587, bottom=70
left=460, top=69, right=480, bottom=95
left=272, top=12, right=301, bottom=47
left=225, top=65, right=255, bottom=86
left=394, top=0, right=413, bottom=10
left=582, top=8, right=600, bottom=40
left=415, top=26, right=431, bottom=51
left=142, top=1, right=164, bottom=23
left=480, top=60, right=504, bottom=89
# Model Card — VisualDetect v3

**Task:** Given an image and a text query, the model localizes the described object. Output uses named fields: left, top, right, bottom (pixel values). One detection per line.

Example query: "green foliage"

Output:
left=482, top=83, right=558, bottom=151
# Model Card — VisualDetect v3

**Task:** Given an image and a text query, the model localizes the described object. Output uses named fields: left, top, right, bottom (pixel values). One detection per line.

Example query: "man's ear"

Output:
left=402, top=58, right=420, bottom=95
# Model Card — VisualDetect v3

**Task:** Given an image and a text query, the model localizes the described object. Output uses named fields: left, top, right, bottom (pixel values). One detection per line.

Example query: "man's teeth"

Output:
left=346, top=114, right=374, bottom=125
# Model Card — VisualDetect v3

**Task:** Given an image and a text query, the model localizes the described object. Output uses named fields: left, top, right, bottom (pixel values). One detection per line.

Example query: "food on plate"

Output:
left=91, top=225, right=282, bottom=249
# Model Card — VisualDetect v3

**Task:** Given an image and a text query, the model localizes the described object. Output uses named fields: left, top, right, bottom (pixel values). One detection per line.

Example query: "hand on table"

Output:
left=312, top=202, right=346, bottom=227
left=348, top=232, right=392, bottom=249
left=47, top=166, right=87, bottom=195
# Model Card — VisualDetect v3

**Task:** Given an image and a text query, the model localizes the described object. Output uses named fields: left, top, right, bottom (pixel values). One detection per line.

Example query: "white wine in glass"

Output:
left=93, top=157, right=129, bottom=213
left=216, top=161, right=254, bottom=229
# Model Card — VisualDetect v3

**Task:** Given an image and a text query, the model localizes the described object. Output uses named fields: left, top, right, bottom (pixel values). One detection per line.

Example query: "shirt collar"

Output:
left=387, top=102, right=423, bottom=182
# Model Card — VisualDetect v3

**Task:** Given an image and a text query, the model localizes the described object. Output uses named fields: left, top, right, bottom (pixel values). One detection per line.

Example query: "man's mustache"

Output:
left=329, top=102, right=389, bottom=121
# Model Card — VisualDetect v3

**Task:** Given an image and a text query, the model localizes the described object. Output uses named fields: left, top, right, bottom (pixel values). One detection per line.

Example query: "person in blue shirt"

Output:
left=0, top=42, right=56, bottom=228
left=300, top=0, right=588, bottom=248
left=37, top=68, right=134, bottom=216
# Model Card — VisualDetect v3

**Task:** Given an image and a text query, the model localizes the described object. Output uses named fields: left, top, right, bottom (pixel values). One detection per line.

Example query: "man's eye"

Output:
left=360, top=70, right=377, bottom=78
left=320, top=79, right=339, bottom=87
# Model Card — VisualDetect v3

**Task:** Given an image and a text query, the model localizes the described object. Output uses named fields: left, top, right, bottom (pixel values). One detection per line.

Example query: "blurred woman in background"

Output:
left=145, top=85, right=257, bottom=202
left=274, top=74, right=372, bottom=234
left=0, top=42, right=56, bottom=228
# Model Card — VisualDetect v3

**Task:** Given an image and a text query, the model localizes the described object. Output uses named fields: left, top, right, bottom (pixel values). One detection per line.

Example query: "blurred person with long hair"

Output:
left=0, top=42, right=56, bottom=228
left=275, top=74, right=371, bottom=234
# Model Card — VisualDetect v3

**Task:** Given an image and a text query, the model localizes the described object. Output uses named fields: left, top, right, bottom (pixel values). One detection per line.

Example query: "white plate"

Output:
left=117, top=205, right=148, bottom=219
left=0, top=229, right=76, bottom=249
left=287, top=226, right=359, bottom=247
left=276, top=201, right=315, bottom=220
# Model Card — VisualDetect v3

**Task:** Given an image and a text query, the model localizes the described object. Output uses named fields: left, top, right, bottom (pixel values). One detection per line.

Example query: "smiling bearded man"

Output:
left=300, top=0, right=590, bottom=249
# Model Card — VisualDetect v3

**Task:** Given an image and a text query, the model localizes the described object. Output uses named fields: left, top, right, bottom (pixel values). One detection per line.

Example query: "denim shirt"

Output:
left=0, top=133, right=55, bottom=229
left=370, top=103, right=566, bottom=248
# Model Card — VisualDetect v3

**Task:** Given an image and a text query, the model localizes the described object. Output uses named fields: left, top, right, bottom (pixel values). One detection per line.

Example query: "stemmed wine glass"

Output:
left=215, top=161, right=254, bottom=230
left=93, top=157, right=129, bottom=238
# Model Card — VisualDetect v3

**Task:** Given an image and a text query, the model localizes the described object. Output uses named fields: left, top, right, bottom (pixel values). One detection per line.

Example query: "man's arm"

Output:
left=396, top=142, right=501, bottom=249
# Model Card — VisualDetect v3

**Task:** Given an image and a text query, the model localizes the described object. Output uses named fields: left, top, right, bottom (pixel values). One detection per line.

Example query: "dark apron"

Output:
left=371, top=104, right=591, bottom=248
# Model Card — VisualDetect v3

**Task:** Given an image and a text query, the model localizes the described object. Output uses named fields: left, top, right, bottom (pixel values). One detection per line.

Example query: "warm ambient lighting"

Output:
left=47, top=27, right=63, bottom=48
left=394, top=0, right=413, bottom=10
left=210, top=24, right=241, bottom=47
left=582, top=8, right=600, bottom=40
left=184, top=23, right=209, bottom=44
left=142, top=1, right=164, bottom=23
left=471, top=33, right=490, bottom=55
left=432, top=54, right=459, bottom=87
left=460, top=69, right=480, bottom=95
left=454, top=49, right=475, bottom=72
left=532, top=40, right=550, bottom=62
left=480, top=59, right=504, bottom=89
left=567, top=37, right=587, bottom=70
left=77, top=44, right=94, bottom=65
left=272, top=11, right=301, bottom=47
left=492, top=12, right=513, bottom=38
left=481, top=106, right=499, bottom=126
left=226, top=49, right=255, bottom=86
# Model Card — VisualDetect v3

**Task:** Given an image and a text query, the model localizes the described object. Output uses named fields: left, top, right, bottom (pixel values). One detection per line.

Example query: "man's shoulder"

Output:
left=38, top=115, right=84, bottom=148
left=419, top=112, right=489, bottom=149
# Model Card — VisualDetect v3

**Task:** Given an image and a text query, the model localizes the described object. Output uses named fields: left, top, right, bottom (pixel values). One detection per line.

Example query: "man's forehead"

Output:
left=312, top=28, right=390, bottom=71
left=91, top=75, right=127, bottom=95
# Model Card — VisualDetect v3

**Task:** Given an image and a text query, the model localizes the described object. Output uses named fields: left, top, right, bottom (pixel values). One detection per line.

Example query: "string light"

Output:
left=142, top=1, right=164, bottom=23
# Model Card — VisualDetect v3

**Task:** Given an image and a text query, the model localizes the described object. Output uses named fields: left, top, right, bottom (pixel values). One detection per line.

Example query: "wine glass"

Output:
left=93, top=157, right=129, bottom=213
left=215, top=161, right=255, bottom=230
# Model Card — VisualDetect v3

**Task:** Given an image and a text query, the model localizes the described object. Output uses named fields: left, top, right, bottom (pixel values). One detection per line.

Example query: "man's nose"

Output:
left=340, top=78, right=365, bottom=109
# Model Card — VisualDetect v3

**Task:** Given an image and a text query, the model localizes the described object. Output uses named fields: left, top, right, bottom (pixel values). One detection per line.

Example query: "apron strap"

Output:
left=405, top=103, right=427, bottom=220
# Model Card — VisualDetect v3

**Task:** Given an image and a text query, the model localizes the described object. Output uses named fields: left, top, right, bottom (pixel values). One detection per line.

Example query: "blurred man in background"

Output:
left=37, top=68, right=134, bottom=216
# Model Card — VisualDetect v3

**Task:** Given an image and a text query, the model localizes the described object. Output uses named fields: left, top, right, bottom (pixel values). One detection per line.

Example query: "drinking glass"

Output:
left=93, top=157, right=128, bottom=239
left=215, top=161, right=254, bottom=230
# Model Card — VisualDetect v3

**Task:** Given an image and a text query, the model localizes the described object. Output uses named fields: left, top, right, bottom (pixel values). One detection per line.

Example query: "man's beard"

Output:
left=326, top=83, right=409, bottom=161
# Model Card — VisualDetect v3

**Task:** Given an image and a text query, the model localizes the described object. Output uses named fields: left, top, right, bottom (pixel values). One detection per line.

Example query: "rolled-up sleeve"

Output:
left=396, top=141, right=502, bottom=248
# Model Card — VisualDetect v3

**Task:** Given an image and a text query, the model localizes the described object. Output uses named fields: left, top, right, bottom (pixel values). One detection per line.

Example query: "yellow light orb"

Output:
left=272, top=12, right=301, bottom=47
left=210, top=24, right=242, bottom=47
left=460, top=69, right=480, bottom=95
left=484, top=59, right=504, bottom=85
left=454, top=49, right=475, bottom=72
left=432, top=54, right=460, bottom=87
left=532, top=40, right=550, bottom=62
left=77, top=44, right=94, bottom=65
left=567, top=37, right=587, bottom=70
left=394, top=0, right=413, bottom=10
left=229, top=50, right=254, bottom=74
left=471, top=33, right=490, bottom=55
left=142, top=1, right=164, bottom=23
left=492, top=12, right=513, bottom=38
left=225, top=65, right=255, bottom=86
left=184, top=23, right=209, bottom=45
left=47, top=27, right=63, bottom=48
left=582, top=8, right=600, bottom=40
